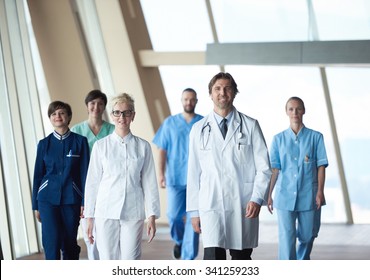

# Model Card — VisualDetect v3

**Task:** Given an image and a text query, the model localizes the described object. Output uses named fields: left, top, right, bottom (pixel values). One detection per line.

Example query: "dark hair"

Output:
left=183, top=88, right=197, bottom=95
left=208, top=72, right=239, bottom=95
left=47, top=101, right=72, bottom=123
left=285, top=96, right=305, bottom=111
left=85, top=89, right=108, bottom=106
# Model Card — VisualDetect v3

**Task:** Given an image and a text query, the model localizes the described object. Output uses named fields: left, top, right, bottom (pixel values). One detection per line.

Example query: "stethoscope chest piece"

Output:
left=238, top=132, right=243, bottom=139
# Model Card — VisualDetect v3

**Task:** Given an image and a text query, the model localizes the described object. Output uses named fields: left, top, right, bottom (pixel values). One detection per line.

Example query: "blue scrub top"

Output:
left=153, top=113, right=203, bottom=186
left=270, top=126, right=329, bottom=211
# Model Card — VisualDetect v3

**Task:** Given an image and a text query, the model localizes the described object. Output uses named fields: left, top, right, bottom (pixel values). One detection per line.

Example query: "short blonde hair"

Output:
left=110, top=93, right=135, bottom=112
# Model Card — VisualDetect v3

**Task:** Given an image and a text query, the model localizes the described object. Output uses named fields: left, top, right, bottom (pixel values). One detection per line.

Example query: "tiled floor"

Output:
left=18, top=222, right=370, bottom=260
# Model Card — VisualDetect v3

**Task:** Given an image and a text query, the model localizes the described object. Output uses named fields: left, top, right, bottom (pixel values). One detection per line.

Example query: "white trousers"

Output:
left=95, top=218, right=144, bottom=260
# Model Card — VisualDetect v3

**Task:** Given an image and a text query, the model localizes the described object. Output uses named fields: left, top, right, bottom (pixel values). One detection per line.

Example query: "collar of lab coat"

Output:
left=208, top=107, right=242, bottom=146
left=111, top=130, right=133, bottom=143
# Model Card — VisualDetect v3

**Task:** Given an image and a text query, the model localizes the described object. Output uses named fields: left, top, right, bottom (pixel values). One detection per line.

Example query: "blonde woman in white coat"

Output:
left=187, top=72, right=272, bottom=260
left=84, top=93, right=160, bottom=260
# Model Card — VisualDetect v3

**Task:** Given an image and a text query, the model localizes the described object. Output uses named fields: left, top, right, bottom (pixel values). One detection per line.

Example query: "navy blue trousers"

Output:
left=38, top=201, right=81, bottom=260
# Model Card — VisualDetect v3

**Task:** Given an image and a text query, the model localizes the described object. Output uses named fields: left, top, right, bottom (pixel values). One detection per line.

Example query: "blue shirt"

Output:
left=214, top=111, right=233, bottom=133
left=270, top=126, right=328, bottom=211
left=153, top=113, right=203, bottom=186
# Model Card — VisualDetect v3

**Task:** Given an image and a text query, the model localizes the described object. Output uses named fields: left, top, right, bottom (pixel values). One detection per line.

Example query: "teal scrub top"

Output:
left=71, top=120, right=115, bottom=152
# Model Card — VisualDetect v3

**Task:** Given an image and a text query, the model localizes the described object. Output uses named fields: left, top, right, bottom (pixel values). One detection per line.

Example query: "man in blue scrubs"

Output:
left=268, top=96, right=329, bottom=260
left=153, top=88, right=203, bottom=259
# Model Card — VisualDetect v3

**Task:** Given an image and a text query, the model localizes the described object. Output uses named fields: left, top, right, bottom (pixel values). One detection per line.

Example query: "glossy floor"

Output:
left=18, top=222, right=370, bottom=260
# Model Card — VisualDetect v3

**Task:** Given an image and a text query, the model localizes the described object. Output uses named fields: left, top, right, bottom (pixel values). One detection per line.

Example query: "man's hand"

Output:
left=245, top=201, right=261, bottom=218
left=191, top=217, right=201, bottom=233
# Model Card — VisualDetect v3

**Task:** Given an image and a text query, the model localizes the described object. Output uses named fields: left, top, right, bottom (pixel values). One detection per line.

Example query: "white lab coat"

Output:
left=84, top=132, right=160, bottom=220
left=187, top=108, right=271, bottom=250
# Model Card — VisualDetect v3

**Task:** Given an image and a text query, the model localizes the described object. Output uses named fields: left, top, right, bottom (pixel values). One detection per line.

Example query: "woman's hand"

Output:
left=35, top=210, right=41, bottom=223
left=147, top=216, right=156, bottom=243
left=268, top=196, right=274, bottom=214
left=87, top=218, right=95, bottom=244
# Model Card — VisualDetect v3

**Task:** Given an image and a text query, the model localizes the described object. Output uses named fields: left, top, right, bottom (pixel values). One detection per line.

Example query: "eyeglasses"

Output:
left=112, top=110, right=134, bottom=118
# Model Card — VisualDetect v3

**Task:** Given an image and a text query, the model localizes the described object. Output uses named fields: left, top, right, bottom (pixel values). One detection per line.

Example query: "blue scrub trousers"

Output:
left=167, top=185, right=199, bottom=260
left=277, top=208, right=321, bottom=260
left=38, top=201, right=81, bottom=260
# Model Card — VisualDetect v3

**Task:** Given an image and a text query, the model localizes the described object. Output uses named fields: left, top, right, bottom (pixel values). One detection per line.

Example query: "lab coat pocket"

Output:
left=237, top=140, right=251, bottom=159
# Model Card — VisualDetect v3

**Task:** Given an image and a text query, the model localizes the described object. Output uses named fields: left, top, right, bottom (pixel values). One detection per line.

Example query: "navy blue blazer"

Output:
left=32, top=130, right=90, bottom=210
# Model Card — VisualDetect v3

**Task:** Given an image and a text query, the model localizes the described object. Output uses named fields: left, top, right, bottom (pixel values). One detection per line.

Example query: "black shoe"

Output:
left=172, top=244, right=181, bottom=260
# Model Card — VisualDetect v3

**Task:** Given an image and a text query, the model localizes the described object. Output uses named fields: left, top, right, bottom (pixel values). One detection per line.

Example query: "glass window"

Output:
left=326, top=67, right=370, bottom=224
left=141, top=0, right=213, bottom=51
left=0, top=0, right=39, bottom=258
left=211, top=0, right=309, bottom=42
left=313, top=0, right=370, bottom=40
left=158, top=65, right=219, bottom=115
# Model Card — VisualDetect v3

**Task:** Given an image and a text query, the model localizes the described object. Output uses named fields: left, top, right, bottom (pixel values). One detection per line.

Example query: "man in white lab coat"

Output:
left=187, top=72, right=272, bottom=260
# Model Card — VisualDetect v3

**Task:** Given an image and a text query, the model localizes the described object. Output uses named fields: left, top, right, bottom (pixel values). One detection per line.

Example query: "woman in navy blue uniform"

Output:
left=32, top=101, right=90, bottom=260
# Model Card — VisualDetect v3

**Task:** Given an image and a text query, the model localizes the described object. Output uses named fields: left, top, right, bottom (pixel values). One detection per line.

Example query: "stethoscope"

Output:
left=201, top=112, right=243, bottom=149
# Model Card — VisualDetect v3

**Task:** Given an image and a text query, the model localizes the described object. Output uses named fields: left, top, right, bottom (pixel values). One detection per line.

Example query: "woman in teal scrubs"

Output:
left=71, top=89, right=114, bottom=260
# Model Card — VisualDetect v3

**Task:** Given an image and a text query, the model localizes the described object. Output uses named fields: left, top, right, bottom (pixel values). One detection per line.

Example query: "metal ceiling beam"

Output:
left=138, top=40, right=370, bottom=67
